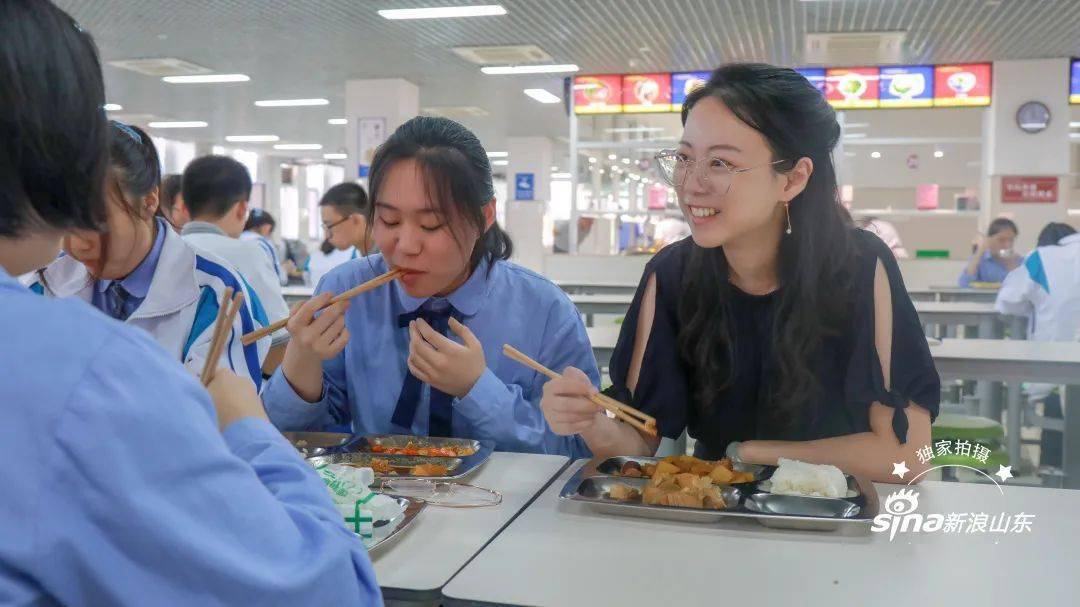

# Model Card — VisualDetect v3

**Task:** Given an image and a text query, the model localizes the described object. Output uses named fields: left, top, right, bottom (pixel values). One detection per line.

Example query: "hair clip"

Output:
left=111, top=121, right=142, bottom=144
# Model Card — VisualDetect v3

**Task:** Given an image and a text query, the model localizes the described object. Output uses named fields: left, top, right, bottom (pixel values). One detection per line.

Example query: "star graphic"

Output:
left=995, top=465, right=1013, bottom=483
left=892, top=461, right=910, bottom=480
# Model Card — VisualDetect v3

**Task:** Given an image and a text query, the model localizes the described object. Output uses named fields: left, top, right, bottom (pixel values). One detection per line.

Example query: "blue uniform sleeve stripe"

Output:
left=1025, top=250, right=1050, bottom=293
left=194, top=255, right=263, bottom=388
left=29, top=282, right=44, bottom=295
left=183, top=286, right=220, bottom=362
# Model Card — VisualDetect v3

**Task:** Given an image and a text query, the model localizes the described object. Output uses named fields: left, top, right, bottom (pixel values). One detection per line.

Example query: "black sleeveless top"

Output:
left=605, top=229, right=940, bottom=460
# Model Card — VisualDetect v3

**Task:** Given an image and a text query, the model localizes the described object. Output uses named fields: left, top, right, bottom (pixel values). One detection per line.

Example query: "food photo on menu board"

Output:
left=825, top=67, right=880, bottom=109
left=572, top=75, right=623, bottom=114
left=795, top=67, right=826, bottom=94
left=879, top=65, right=934, bottom=108
left=1070, top=58, right=1079, bottom=104
left=933, top=63, right=991, bottom=106
left=672, top=71, right=710, bottom=111
left=622, top=73, right=672, bottom=113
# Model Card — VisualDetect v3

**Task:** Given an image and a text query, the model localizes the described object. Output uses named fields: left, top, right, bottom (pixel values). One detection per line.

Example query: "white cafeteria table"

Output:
left=441, top=459, right=1079, bottom=607
left=556, top=280, right=639, bottom=295
left=930, top=339, right=1080, bottom=489
left=282, top=284, right=314, bottom=305
left=372, top=452, right=569, bottom=606
left=908, top=286, right=1000, bottom=304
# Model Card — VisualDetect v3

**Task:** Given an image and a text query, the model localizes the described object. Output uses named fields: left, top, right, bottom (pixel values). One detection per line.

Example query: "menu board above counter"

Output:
left=572, top=62, right=995, bottom=115
left=573, top=75, right=622, bottom=114
left=933, top=63, right=992, bottom=107
left=879, top=65, right=934, bottom=108
left=671, top=71, right=710, bottom=111
left=622, top=73, right=672, bottom=113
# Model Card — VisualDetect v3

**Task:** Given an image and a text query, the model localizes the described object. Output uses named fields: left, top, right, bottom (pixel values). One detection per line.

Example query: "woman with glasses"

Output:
left=540, top=64, right=940, bottom=482
left=306, top=182, right=374, bottom=286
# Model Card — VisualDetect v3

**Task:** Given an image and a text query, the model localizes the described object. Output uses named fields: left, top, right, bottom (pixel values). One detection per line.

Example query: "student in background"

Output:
left=263, top=116, right=598, bottom=457
left=304, top=183, right=373, bottom=286
left=996, top=221, right=1080, bottom=470
left=959, top=217, right=1021, bottom=287
left=0, top=2, right=382, bottom=603
left=32, top=122, right=269, bottom=386
left=159, top=173, right=190, bottom=229
left=242, top=208, right=289, bottom=285
left=179, top=155, right=291, bottom=336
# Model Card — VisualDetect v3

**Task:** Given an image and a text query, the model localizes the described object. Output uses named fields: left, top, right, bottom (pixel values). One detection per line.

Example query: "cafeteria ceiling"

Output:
left=57, top=0, right=1080, bottom=158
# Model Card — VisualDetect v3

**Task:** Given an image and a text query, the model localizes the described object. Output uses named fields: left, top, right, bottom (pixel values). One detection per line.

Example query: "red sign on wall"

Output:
left=1002, top=176, right=1058, bottom=203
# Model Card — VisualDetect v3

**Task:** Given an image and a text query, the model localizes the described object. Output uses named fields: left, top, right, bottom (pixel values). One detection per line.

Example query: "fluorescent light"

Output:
left=491, top=159, right=509, bottom=166
left=323, top=153, right=347, bottom=160
left=871, top=151, right=882, bottom=159
left=524, top=88, right=560, bottom=103
left=487, top=151, right=509, bottom=158
left=255, top=98, right=330, bottom=107
left=481, top=64, right=579, bottom=75
left=621, top=158, right=630, bottom=164
left=844, top=122, right=870, bottom=129
left=274, top=143, right=323, bottom=150
left=379, top=5, right=506, bottom=20
left=607, top=154, right=617, bottom=161
left=552, top=172, right=572, bottom=179
left=148, top=121, right=207, bottom=128
left=1068, top=121, right=1080, bottom=128
left=103, top=103, right=123, bottom=111
left=550, top=165, right=559, bottom=171
left=162, top=74, right=249, bottom=84
left=588, top=157, right=597, bottom=163
left=328, top=118, right=348, bottom=125
left=226, top=135, right=279, bottom=143
left=934, top=150, right=945, bottom=158
left=843, top=133, right=867, bottom=139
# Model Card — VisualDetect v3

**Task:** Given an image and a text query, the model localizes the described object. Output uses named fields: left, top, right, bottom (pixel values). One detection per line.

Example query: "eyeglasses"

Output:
left=654, top=149, right=788, bottom=196
left=321, top=215, right=351, bottom=232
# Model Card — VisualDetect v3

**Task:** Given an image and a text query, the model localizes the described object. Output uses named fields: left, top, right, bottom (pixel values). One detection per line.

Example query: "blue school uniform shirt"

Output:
left=0, top=267, right=381, bottom=606
left=90, top=218, right=165, bottom=320
left=262, top=254, right=598, bottom=459
left=958, top=252, right=1012, bottom=287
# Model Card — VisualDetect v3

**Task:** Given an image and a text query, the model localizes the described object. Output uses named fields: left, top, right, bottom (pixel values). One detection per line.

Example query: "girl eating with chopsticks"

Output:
left=540, top=64, right=940, bottom=482
left=30, top=121, right=270, bottom=386
left=1, top=2, right=381, bottom=602
left=262, top=116, right=599, bottom=457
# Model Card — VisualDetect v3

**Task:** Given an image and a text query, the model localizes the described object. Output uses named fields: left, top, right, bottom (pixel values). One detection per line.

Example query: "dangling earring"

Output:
left=784, top=202, right=793, bottom=235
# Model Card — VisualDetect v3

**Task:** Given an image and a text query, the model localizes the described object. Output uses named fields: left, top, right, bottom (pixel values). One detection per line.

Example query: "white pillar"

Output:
left=982, top=58, right=1072, bottom=251
left=344, top=78, right=419, bottom=182
left=502, top=136, right=552, bottom=272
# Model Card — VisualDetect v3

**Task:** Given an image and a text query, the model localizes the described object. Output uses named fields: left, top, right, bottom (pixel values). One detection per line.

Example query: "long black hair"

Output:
left=0, top=0, right=108, bottom=238
left=74, top=121, right=162, bottom=278
left=677, top=63, right=855, bottom=427
left=367, top=116, right=512, bottom=272
left=244, top=208, right=276, bottom=233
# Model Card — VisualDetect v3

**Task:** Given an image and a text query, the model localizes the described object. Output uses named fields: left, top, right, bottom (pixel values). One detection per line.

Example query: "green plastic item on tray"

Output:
left=916, top=249, right=950, bottom=259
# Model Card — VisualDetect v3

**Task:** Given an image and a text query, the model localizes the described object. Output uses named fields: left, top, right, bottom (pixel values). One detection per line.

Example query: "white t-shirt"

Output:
left=305, top=246, right=358, bottom=288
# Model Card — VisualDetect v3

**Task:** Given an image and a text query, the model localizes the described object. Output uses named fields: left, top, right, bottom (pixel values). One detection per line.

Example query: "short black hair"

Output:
left=161, top=174, right=183, bottom=211
left=319, top=182, right=369, bottom=215
left=0, top=0, right=108, bottom=237
left=181, top=155, right=252, bottom=219
left=988, top=217, right=1019, bottom=237
left=1037, top=222, right=1076, bottom=247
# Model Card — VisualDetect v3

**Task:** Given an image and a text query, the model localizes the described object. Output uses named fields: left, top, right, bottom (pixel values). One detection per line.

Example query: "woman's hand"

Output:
left=407, top=317, right=486, bottom=398
left=539, top=366, right=603, bottom=436
left=207, top=369, right=268, bottom=431
left=281, top=292, right=349, bottom=402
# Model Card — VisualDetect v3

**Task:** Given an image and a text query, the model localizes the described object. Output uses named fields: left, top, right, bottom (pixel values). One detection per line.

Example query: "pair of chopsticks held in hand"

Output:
left=503, top=344, right=657, bottom=437
left=199, top=287, right=245, bottom=386
left=240, top=269, right=404, bottom=346
left=230, top=269, right=656, bottom=437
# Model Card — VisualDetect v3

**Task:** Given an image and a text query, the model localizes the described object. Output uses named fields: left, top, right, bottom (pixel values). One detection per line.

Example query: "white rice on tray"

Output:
left=768, top=458, right=849, bottom=498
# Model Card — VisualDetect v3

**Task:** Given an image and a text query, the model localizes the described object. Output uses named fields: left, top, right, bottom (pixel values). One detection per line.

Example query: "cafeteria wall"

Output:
left=344, top=78, right=419, bottom=179
left=503, top=136, right=553, bottom=273
left=983, top=58, right=1073, bottom=252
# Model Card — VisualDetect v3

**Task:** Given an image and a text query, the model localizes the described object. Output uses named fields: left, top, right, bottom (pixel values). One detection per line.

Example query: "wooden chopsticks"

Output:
left=200, top=288, right=245, bottom=386
left=502, top=344, right=657, bottom=437
left=241, top=268, right=404, bottom=346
